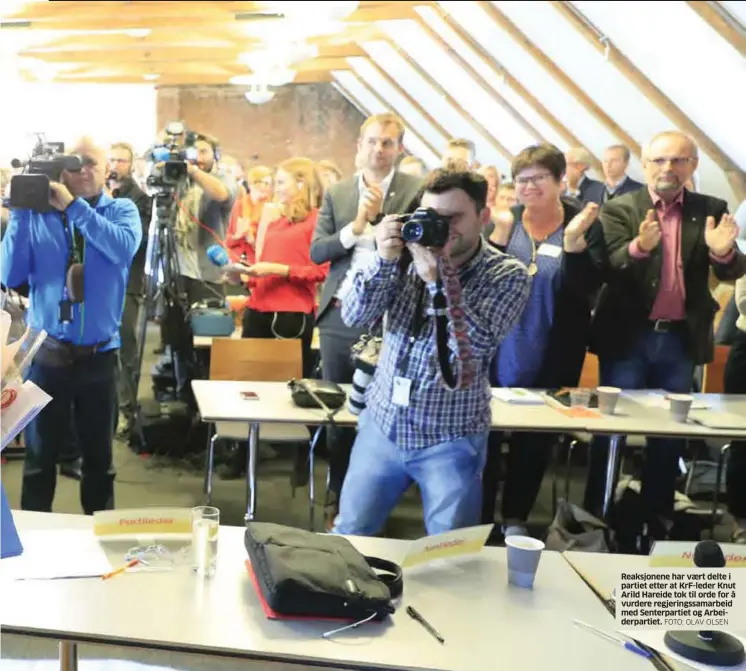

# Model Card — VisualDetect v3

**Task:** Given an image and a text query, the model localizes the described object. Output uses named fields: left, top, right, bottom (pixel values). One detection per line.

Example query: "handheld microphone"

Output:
left=664, top=540, right=745, bottom=666
left=206, top=244, right=230, bottom=268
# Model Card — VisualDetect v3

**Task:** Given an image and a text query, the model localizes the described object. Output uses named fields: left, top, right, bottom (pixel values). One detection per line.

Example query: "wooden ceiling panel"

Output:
left=2, top=1, right=424, bottom=85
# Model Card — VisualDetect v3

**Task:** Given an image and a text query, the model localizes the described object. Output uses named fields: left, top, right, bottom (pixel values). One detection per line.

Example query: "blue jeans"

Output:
left=332, top=411, right=488, bottom=536
left=584, top=329, right=695, bottom=519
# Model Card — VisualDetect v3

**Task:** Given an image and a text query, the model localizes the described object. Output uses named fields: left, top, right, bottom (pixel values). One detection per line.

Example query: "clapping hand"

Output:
left=353, top=184, right=384, bottom=235
left=705, top=213, right=738, bottom=257
left=637, top=209, right=661, bottom=253
left=563, top=203, right=599, bottom=253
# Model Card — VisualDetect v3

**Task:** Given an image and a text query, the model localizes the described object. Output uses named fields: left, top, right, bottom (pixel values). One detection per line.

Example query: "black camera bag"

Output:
left=244, top=522, right=401, bottom=621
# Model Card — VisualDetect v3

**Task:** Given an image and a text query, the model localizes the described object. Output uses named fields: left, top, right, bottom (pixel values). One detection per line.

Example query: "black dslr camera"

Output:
left=146, top=121, right=199, bottom=189
left=399, top=207, right=451, bottom=248
left=9, top=137, right=83, bottom=212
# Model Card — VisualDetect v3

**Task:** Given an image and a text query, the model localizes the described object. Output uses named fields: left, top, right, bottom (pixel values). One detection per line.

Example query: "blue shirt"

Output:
left=342, top=242, right=531, bottom=450
left=1, top=193, right=142, bottom=350
left=495, top=224, right=564, bottom=387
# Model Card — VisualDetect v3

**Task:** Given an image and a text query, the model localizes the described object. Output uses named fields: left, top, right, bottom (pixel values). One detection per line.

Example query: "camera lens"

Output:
left=401, top=221, right=423, bottom=242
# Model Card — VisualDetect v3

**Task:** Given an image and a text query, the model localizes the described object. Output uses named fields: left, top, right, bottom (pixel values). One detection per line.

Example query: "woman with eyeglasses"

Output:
left=482, top=144, right=608, bottom=538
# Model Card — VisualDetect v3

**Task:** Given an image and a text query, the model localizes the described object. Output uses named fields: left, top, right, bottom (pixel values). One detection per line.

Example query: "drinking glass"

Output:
left=191, top=506, right=219, bottom=577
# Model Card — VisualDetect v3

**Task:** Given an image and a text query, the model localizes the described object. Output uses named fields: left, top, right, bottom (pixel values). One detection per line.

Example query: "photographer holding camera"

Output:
left=1, top=136, right=141, bottom=514
left=330, top=169, right=531, bottom=537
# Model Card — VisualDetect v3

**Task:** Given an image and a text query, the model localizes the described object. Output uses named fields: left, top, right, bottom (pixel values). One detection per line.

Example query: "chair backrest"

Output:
left=578, top=352, right=600, bottom=390
left=702, top=344, right=731, bottom=394
left=209, top=338, right=302, bottom=382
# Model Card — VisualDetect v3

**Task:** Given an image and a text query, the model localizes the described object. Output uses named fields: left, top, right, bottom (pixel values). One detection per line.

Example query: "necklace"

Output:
left=522, top=204, right=563, bottom=276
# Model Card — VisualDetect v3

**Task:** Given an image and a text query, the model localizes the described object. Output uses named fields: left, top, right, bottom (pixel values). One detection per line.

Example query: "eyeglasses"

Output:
left=515, top=172, right=552, bottom=187
left=647, top=157, right=695, bottom=168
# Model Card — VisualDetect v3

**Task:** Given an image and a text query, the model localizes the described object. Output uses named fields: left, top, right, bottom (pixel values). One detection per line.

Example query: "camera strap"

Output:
left=433, top=254, right=476, bottom=391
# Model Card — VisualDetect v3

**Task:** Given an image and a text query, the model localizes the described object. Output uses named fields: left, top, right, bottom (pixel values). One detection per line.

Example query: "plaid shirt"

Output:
left=342, top=242, right=531, bottom=450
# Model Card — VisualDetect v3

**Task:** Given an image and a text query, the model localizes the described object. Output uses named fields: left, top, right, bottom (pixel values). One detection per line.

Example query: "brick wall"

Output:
left=155, top=83, right=364, bottom=175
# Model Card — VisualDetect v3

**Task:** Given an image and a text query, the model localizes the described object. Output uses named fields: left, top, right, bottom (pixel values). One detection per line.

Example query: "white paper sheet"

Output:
left=491, top=388, right=545, bottom=405
left=1, top=380, right=52, bottom=451
left=0, top=530, right=112, bottom=580
left=622, top=630, right=746, bottom=670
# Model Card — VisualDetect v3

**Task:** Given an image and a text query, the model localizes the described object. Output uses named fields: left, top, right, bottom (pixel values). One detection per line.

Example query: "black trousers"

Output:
left=118, top=292, right=142, bottom=418
left=241, top=308, right=315, bottom=378
left=482, top=431, right=556, bottom=526
left=317, top=305, right=366, bottom=498
left=22, top=350, right=119, bottom=515
left=725, top=329, right=746, bottom=518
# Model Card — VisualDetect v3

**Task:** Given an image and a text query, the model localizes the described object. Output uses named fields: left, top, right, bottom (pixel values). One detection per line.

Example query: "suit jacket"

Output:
left=576, top=177, right=606, bottom=206
left=310, top=171, right=423, bottom=321
left=590, top=188, right=746, bottom=365
left=601, top=175, right=644, bottom=203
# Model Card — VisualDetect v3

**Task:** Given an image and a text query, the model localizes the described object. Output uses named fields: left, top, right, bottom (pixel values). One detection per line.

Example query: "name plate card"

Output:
left=93, top=508, right=192, bottom=538
left=401, top=524, right=493, bottom=568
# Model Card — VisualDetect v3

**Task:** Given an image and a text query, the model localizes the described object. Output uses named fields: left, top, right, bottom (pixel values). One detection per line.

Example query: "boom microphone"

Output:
left=664, top=540, right=745, bottom=666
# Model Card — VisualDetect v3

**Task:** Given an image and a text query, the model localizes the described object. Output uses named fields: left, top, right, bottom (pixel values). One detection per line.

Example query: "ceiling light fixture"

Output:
left=143, top=73, right=161, bottom=81
left=245, top=83, right=275, bottom=105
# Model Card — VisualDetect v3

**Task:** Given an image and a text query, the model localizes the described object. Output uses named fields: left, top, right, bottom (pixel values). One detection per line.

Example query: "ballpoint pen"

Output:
left=101, top=558, right=140, bottom=581
left=407, top=606, right=445, bottom=644
left=573, top=619, right=651, bottom=658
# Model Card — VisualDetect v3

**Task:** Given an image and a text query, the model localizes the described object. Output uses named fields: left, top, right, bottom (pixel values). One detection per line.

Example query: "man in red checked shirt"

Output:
left=587, top=131, right=746, bottom=552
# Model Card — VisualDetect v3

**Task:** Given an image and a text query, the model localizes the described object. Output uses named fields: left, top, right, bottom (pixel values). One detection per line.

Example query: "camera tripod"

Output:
left=128, top=180, right=195, bottom=451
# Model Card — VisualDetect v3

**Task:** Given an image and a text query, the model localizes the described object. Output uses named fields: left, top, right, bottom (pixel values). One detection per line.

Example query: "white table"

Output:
left=1, top=511, right=654, bottom=671
left=583, top=392, right=746, bottom=518
left=562, top=551, right=687, bottom=671
left=191, top=381, right=589, bottom=522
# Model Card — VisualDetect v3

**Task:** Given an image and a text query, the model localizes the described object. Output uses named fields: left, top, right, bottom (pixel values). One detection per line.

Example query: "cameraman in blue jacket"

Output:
left=1, top=137, right=142, bottom=515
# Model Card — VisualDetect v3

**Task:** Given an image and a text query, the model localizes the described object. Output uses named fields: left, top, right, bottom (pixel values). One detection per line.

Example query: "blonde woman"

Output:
left=240, top=157, right=328, bottom=377
left=225, top=165, right=274, bottom=263
left=478, top=164, right=501, bottom=209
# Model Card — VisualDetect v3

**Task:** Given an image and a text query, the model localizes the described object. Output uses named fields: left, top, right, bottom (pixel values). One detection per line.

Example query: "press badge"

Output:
left=537, top=243, right=562, bottom=258
left=392, top=377, right=412, bottom=407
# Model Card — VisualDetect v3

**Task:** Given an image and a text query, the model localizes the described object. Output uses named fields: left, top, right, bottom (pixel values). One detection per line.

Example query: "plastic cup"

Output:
left=596, top=386, right=621, bottom=415
left=668, top=394, right=694, bottom=423
left=570, top=388, right=591, bottom=409
left=505, top=536, right=544, bottom=589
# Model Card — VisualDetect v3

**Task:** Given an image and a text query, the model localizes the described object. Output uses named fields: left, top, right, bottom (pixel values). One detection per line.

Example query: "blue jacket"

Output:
left=1, top=193, right=142, bottom=350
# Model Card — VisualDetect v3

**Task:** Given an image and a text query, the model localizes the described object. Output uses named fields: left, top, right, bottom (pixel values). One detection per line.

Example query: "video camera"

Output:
left=146, top=121, right=199, bottom=189
left=9, top=136, right=83, bottom=213
left=399, top=207, right=451, bottom=248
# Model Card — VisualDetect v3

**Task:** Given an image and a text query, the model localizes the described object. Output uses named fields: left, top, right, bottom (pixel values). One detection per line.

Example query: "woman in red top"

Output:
left=241, top=157, right=328, bottom=377
left=225, top=165, right=273, bottom=264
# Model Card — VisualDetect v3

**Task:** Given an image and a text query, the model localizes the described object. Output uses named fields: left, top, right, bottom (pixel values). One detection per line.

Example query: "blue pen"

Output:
left=573, top=619, right=652, bottom=658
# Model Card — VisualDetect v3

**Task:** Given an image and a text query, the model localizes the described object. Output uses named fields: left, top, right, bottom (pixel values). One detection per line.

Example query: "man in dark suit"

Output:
left=565, top=147, right=605, bottom=205
left=601, top=144, right=644, bottom=203
left=586, top=131, right=745, bottom=551
left=310, top=112, right=422, bottom=524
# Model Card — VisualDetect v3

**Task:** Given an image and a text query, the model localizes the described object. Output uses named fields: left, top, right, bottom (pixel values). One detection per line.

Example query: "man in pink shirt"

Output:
left=586, top=131, right=745, bottom=553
